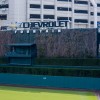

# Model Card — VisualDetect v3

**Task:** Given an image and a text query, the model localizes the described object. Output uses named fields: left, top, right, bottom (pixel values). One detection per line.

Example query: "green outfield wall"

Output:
left=0, top=73, right=100, bottom=91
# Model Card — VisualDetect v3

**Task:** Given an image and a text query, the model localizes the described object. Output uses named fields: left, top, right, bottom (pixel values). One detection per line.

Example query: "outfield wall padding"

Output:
left=0, top=73, right=100, bottom=90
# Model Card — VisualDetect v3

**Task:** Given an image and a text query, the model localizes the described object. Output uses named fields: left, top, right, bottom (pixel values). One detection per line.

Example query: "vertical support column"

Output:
left=26, top=0, right=28, bottom=22
left=68, top=0, right=69, bottom=21
left=41, top=0, right=43, bottom=21
left=67, top=21, right=70, bottom=29
left=67, top=0, right=70, bottom=29
left=55, top=0, right=57, bottom=21
left=94, top=5, right=97, bottom=28
left=72, top=0, right=74, bottom=29
left=88, top=1, right=91, bottom=28
left=90, top=0, right=97, bottom=28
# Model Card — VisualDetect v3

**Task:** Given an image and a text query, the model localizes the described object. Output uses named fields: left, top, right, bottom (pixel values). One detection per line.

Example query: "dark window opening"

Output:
left=91, top=21, right=94, bottom=24
left=97, top=13, right=100, bottom=16
left=57, top=17, right=72, bottom=21
left=44, top=15, right=55, bottom=19
left=74, top=0, right=88, bottom=5
left=30, top=14, right=41, bottom=18
left=75, top=19, right=88, bottom=23
left=57, top=0, right=72, bottom=2
left=0, top=4, right=9, bottom=8
left=57, top=7, right=72, bottom=11
left=74, top=10, right=88, bottom=14
left=30, top=4, right=41, bottom=8
left=0, top=15, right=7, bottom=20
left=97, top=4, right=100, bottom=7
left=44, top=5, right=55, bottom=9
left=90, top=12, right=94, bottom=15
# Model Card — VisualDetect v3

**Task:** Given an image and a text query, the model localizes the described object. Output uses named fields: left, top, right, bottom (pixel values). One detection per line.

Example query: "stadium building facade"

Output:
left=0, top=0, right=99, bottom=28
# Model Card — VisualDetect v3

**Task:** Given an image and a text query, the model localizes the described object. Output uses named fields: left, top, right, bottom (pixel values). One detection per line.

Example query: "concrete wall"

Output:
left=0, top=28, right=97, bottom=58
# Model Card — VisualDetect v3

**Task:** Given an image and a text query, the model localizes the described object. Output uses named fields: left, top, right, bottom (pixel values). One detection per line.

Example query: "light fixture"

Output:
left=98, top=28, right=100, bottom=33
left=40, top=29, right=42, bottom=33
left=33, top=30, right=36, bottom=33
left=27, top=30, right=30, bottom=33
left=52, top=29, right=54, bottom=33
left=46, top=29, right=48, bottom=33
left=58, top=29, right=61, bottom=33
left=20, top=30, right=23, bottom=33
left=14, top=30, right=17, bottom=33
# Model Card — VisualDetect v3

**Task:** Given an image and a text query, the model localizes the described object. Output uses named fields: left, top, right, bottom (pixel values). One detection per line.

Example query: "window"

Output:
left=0, top=15, right=7, bottom=20
left=74, top=19, right=88, bottom=23
left=57, top=7, right=72, bottom=11
left=90, top=3, right=93, bottom=6
left=90, top=12, right=94, bottom=15
left=30, top=14, right=41, bottom=18
left=74, top=10, right=88, bottom=14
left=97, top=4, right=100, bottom=7
left=74, top=0, right=88, bottom=5
left=57, top=0, right=72, bottom=2
left=44, top=15, right=54, bottom=19
left=57, top=17, right=72, bottom=21
left=91, top=21, right=94, bottom=24
left=44, top=5, right=55, bottom=9
left=30, top=4, right=41, bottom=8
left=97, top=13, right=100, bottom=16
left=0, top=4, right=9, bottom=8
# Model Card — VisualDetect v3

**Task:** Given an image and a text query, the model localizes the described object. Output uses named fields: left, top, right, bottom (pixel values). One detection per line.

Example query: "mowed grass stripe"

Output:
left=0, top=86, right=98, bottom=100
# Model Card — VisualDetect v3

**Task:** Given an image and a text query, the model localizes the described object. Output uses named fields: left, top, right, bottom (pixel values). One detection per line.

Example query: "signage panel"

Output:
left=20, top=21, right=68, bottom=29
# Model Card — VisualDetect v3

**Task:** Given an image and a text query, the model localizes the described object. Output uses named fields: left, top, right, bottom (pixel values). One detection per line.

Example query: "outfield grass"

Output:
left=0, top=86, right=98, bottom=100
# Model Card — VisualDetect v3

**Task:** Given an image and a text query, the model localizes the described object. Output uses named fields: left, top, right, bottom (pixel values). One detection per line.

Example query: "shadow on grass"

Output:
left=0, top=85, right=95, bottom=96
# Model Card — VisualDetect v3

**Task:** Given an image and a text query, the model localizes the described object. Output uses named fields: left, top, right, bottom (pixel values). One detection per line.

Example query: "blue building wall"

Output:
left=0, top=73, right=100, bottom=91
